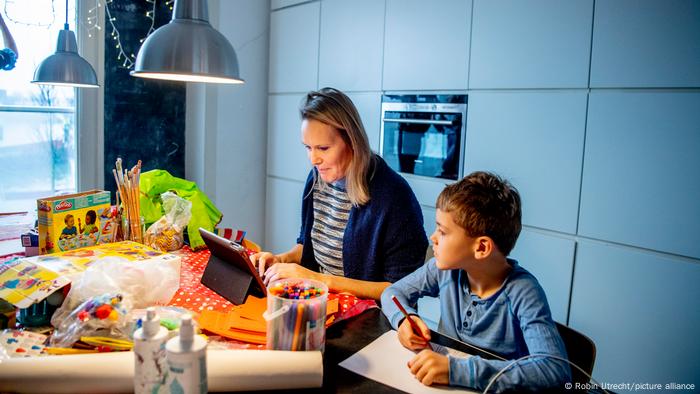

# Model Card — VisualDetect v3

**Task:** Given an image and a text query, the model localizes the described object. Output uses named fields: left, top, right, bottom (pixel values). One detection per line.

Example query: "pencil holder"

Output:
left=264, top=278, right=327, bottom=352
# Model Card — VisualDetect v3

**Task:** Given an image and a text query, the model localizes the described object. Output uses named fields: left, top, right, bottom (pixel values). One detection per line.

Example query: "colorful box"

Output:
left=21, top=229, right=39, bottom=247
left=0, top=241, right=181, bottom=308
left=37, top=190, right=112, bottom=255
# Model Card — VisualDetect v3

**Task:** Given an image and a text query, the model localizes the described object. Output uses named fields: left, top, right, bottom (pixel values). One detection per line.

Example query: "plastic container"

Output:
left=165, top=314, right=207, bottom=394
left=264, top=278, right=328, bottom=352
left=17, top=299, right=56, bottom=327
left=133, top=307, right=168, bottom=394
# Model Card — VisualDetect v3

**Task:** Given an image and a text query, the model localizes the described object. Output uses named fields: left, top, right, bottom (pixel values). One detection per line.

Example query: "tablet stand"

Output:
left=201, top=253, right=255, bottom=305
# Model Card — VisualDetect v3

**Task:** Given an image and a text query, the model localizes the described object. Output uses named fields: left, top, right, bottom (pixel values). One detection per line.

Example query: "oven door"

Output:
left=381, top=104, right=465, bottom=180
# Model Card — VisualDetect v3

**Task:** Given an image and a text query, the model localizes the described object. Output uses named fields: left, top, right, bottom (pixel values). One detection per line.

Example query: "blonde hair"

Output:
left=300, top=87, right=373, bottom=206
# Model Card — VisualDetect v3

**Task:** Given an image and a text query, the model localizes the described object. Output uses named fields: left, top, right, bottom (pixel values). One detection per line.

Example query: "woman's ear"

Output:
left=474, top=236, right=494, bottom=260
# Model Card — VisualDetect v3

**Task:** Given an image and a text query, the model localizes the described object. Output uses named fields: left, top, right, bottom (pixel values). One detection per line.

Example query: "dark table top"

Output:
left=322, top=307, right=402, bottom=393
left=233, top=307, right=402, bottom=394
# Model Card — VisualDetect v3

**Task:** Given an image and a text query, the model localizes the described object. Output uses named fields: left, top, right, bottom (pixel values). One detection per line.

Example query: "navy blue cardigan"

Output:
left=296, top=155, right=428, bottom=283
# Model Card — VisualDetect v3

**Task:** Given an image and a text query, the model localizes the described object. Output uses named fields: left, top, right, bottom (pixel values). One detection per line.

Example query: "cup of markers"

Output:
left=263, top=278, right=328, bottom=352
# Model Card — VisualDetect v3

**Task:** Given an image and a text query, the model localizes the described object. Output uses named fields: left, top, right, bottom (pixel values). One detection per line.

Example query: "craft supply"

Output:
left=0, top=240, right=180, bottom=309
left=144, top=191, right=191, bottom=252
left=112, top=158, right=143, bottom=243
left=80, top=336, right=133, bottom=351
left=165, top=314, right=207, bottom=393
left=0, top=350, right=322, bottom=393
left=0, top=329, right=47, bottom=357
left=43, top=347, right=99, bottom=355
left=390, top=295, right=433, bottom=351
left=264, top=279, right=328, bottom=351
left=133, top=307, right=168, bottom=394
left=37, top=190, right=111, bottom=254
left=50, top=293, right=131, bottom=349
left=339, top=331, right=473, bottom=394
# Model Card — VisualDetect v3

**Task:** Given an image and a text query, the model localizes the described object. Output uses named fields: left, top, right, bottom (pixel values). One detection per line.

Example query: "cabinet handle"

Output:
left=382, top=118, right=455, bottom=126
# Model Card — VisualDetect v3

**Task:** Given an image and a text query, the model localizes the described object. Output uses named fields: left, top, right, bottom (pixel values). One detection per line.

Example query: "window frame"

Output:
left=76, top=1, right=105, bottom=192
left=0, top=1, right=102, bottom=211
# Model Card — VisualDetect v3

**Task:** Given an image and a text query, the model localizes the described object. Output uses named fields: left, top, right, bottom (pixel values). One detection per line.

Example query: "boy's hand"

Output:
left=397, top=314, right=431, bottom=351
left=408, top=349, right=449, bottom=386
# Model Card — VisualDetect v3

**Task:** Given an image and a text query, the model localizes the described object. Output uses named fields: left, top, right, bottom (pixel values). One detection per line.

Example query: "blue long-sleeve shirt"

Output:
left=381, top=258, right=572, bottom=393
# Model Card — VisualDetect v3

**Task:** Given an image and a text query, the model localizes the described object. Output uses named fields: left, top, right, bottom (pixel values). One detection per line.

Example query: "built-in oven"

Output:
left=380, top=94, right=468, bottom=181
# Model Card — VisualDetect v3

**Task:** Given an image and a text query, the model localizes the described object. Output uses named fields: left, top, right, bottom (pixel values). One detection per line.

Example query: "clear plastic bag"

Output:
left=49, top=293, right=131, bottom=348
left=144, top=191, right=192, bottom=251
left=49, top=257, right=180, bottom=347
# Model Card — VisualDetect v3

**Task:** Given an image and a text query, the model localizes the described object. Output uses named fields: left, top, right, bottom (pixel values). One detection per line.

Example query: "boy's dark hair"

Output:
left=436, top=171, right=522, bottom=255
left=86, top=210, right=96, bottom=223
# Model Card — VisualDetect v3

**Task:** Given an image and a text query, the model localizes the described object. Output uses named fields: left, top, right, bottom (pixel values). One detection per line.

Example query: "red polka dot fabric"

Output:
left=167, top=246, right=378, bottom=337
left=167, top=246, right=235, bottom=314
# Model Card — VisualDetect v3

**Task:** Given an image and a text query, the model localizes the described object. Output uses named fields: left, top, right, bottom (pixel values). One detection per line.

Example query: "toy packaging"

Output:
left=0, top=241, right=181, bottom=309
left=37, top=190, right=112, bottom=255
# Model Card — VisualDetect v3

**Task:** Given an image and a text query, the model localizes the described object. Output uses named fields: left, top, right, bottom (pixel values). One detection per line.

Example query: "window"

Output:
left=0, top=1, right=79, bottom=213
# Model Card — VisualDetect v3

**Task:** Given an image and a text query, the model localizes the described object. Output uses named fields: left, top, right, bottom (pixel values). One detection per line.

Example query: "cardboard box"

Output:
left=37, top=190, right=111, bottom=255
left=21, top=229, right=38, bottom=247
left=0, top=241, right=181, bottom=308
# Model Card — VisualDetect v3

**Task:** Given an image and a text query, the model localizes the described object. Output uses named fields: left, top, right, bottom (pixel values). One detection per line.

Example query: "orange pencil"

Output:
left=391, top=295, right=433, bottom=350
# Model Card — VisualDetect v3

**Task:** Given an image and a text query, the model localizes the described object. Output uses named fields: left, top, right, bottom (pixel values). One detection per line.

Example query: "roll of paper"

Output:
left=0, top=350, right=323, bottom=393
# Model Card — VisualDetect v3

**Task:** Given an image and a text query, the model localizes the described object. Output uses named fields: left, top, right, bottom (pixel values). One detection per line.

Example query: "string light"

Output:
left=83, top=0, right=101, bottom=38
left=81, top=0, right=170, bottom=69
left=139, top=0, right=157, bottom=45
left=3, top=0, right=55, bottom=27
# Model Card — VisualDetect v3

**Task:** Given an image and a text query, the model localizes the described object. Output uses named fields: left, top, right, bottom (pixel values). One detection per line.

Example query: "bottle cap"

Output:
left=143, top=307, right=160, bottom=337
left=179, top=313, right=194, bottom=345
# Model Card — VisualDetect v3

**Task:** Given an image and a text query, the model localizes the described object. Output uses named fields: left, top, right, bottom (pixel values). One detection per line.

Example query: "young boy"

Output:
left=60, top=214, right=77, bottom=239
left=79, top=210, right=99, bottom=235
left=381, top=171, right=571, bottom=392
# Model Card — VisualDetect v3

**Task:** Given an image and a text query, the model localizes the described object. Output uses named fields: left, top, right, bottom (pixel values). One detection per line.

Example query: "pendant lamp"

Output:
left=32, top=0, right=99, bottom=88
left=131, top=0, right=244, bottom=84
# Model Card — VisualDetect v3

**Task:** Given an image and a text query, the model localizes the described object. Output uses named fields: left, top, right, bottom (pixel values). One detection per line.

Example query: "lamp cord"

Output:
left=481, top=353, right=610, bottom=394
left=64, top=0, right=69, bottom=30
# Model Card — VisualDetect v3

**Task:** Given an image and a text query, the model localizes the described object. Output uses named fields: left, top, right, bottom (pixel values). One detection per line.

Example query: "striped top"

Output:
left=310, top=180, right=351, bottom=276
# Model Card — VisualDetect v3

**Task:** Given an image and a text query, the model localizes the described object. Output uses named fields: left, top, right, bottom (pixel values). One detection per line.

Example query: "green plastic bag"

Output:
left=139, top=170, right=222, bottom=250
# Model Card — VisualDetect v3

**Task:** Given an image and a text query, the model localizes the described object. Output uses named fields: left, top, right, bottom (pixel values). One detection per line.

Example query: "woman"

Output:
left=252, top=88, right=428, bottom=300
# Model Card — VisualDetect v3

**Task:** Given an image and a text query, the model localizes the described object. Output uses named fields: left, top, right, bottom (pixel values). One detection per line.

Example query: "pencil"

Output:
left=390, top=295, right=433, bottom=350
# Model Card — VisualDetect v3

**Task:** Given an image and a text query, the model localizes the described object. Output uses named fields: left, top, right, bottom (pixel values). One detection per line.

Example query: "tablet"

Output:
left=199, top=228, right=266, bottom=304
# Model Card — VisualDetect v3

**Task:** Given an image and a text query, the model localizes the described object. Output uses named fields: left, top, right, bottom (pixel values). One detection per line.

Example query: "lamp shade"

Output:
left=131, top=0, right=244, bottom=84
left=32, top=28, right=99, bottom=88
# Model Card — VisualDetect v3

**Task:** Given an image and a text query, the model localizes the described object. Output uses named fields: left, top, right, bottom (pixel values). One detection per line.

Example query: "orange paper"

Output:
left=198, top=294, right=341, bottom=345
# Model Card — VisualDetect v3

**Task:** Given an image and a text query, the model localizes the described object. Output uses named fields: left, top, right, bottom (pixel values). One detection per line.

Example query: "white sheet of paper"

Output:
left=339, top=330, right=478, bottom=394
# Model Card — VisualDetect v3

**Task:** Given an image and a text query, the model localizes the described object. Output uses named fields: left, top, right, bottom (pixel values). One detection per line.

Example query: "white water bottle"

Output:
left=133, top=307, right=168, bottom=394
left=165, top=314, right=207, bottom=394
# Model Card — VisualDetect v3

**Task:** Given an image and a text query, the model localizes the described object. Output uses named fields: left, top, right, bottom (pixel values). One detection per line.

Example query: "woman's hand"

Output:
left=397, top=315, right=432, bottom=351
left=250, top=251, right=282, bottom=278
left=408, top=349, right=450, bottom=386
left=263, top=262, right=320, bottom=286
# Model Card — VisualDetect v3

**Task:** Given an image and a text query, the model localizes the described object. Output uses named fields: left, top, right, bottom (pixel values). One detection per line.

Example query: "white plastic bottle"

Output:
left=133, top=307, right=168, bottom=394
left=165, top=314, right=207, bottom=394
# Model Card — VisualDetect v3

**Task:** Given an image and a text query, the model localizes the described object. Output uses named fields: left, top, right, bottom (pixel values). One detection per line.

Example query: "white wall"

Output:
left=265, top=0, right=700, bottom=389
left=186, top=0, right=270, bottom=243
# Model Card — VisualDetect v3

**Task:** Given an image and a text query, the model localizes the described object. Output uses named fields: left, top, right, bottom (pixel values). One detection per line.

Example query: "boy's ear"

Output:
left=474, top=236, right=493, bottom=259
